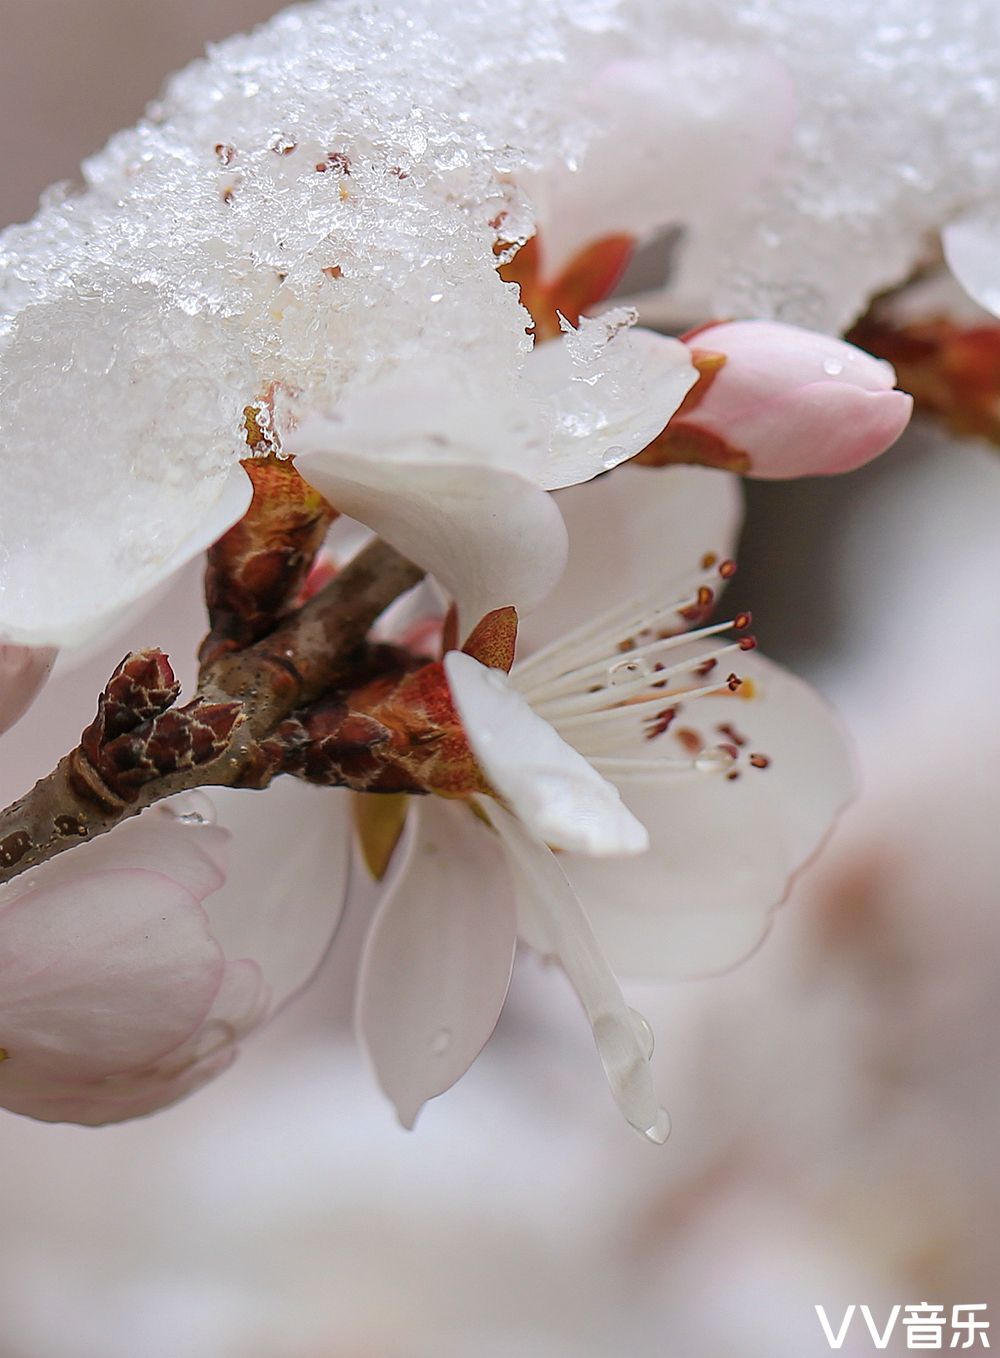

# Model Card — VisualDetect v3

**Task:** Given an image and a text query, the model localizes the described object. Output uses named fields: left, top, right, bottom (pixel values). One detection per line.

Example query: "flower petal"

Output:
left=943, top=204, right=1000, bottom=318
left=488, top=804, right=666, bottom=1141
left=0, top=869, right=224, bottom=1081
left=444, top=651, right=648, bottom=856
left=356, top=798, right=517, bottom=1129
left=524, top=325, right=696, bottom=489
left=0, top=645, right=57, bottom=736
left=556, top=653, right=856, bottom=979
left=198, top=780, right=354, bottom=1012
left=516, top=463, right=742, bottom=658
left=293, top=439, right=568, bottom=634
left=0, top=463, right=253, bottom=649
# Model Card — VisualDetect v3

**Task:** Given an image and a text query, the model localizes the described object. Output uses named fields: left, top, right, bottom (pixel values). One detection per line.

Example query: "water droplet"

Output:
left=430, top=1028, right=451, bottom=1056
left=629, top=1008, right=655, bottom=1060
left=694, top=746, right=736, bottom=773
left=822, top=357, right=844, bottom=376
left=159, top=791, right=217, bottom=826
left=601, top=444, right=627, bottom=470
left=643, top=1108, right=671, bottom=1145
left=608, top=656, right=652, bottom=686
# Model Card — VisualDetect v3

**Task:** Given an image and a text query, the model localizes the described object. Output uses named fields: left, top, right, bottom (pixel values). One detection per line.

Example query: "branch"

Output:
left=0, top=539, right=424, bottom=886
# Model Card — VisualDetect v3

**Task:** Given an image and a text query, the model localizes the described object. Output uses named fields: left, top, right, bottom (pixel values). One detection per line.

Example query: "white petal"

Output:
left=0, top=645, right=57, bottom=736
left=556, top=653, right=856, bottom=979
left=0, top=463, right=252, bottom=650
left=523, top=326, right=696, bottom=490
left=199, top=780, right=353, bottom=1012
left=293, top=439, right=568, bottom=634
left=356, top=799, right=516, bottom=1128
left=516, top=463, right=743, bottom=658
left=445, top=651, right=648, bottom=857
left=943, top=204, right=1000, bottom=318
left=488, top=804, right=665, bottom=1141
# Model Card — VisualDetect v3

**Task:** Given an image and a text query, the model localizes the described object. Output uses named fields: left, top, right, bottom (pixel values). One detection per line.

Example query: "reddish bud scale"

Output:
left=498, top=233, right=636, bottom=341
left=200, top=455, right=337, bottom=665
left=849, top=314, right=1000, bottom=445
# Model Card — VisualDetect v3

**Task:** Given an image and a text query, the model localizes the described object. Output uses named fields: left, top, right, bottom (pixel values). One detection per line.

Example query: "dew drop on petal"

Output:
left=430, top=1027, right=452, bottom=1056
left=628, top=1007, right=655, bottom=1060
left=608, top=656, right=652, bottom=686
left=643, top=1108, right=671, bottom=1145
left=822, top=357, right=845, bottom=376
left=158, top=791, right=217, bottom=826
left=694, top=746, right=737, bottom=774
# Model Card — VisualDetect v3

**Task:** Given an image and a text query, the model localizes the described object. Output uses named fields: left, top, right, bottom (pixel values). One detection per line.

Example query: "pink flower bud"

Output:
left=643, top=320, right=913, bottom=479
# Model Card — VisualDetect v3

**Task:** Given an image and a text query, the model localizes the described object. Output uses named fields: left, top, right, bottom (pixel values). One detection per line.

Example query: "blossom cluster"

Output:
left=0, top=0, right=921, bottom=1134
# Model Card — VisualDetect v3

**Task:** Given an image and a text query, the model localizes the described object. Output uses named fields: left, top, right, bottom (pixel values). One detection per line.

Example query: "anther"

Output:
left=718, top=559, right=737, bottom=579
left=749, top=752, right=771, bottom=769
left=738, top=636, right=758, bottom=651
left=734, top=611, right=752, bottom=631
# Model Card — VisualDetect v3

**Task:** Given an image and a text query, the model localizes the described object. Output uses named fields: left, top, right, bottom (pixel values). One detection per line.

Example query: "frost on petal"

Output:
left=943, top=204, right=1000, bottom=319
left=488, top=805, right=666, bottom=1142
left=293, top=435, right=568, bottom=635
left=356, top=799, right=516, bottom=1129
left=554, top=652, right=856, bottom=980
left=444, top=651, right=648, bottom=857
left=530, top=51, right=795, bottom=280
left=516, top=463, right=742, bottom=658
left=523, top=324, right=697, bottom=490
left=0, top=645, right=57, bottom=736
left=0, top=869, right=224, bottom=1083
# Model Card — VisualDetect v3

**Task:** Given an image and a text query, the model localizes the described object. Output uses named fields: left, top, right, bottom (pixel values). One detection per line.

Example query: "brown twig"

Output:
left=0, top=539, right=424, bottom=887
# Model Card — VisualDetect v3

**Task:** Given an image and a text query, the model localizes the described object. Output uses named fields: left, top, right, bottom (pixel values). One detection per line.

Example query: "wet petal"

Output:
left=445, top=651, right=648, bottom=856
left=488, top=804, right=665, bottom=1141
left=356, top=799, right=516, bottom=1128
left=524, top=326, right=696, bottom=489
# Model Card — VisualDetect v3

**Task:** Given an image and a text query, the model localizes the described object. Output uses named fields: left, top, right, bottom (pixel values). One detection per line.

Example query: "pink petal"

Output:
left=516, top=463, right=742, bottom=657
left=356, top=799, right=517, bottom=1128
left=0, top=645, right=57, bottom=737
left=684, top=320, right=913, bottom=478
left=0, top=869, right=224, bottom=1081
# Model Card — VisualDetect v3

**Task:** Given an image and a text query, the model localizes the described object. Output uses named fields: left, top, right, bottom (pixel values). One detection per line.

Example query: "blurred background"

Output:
left=1, top=4, right=998, bottom=1355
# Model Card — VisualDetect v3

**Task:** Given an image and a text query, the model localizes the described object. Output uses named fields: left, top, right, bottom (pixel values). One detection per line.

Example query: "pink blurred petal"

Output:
left=0, top=869, right=224, bottom=1082
left=356, top=799, right=517, bottom=1129
left=0, top=645, right=57, bottom=737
